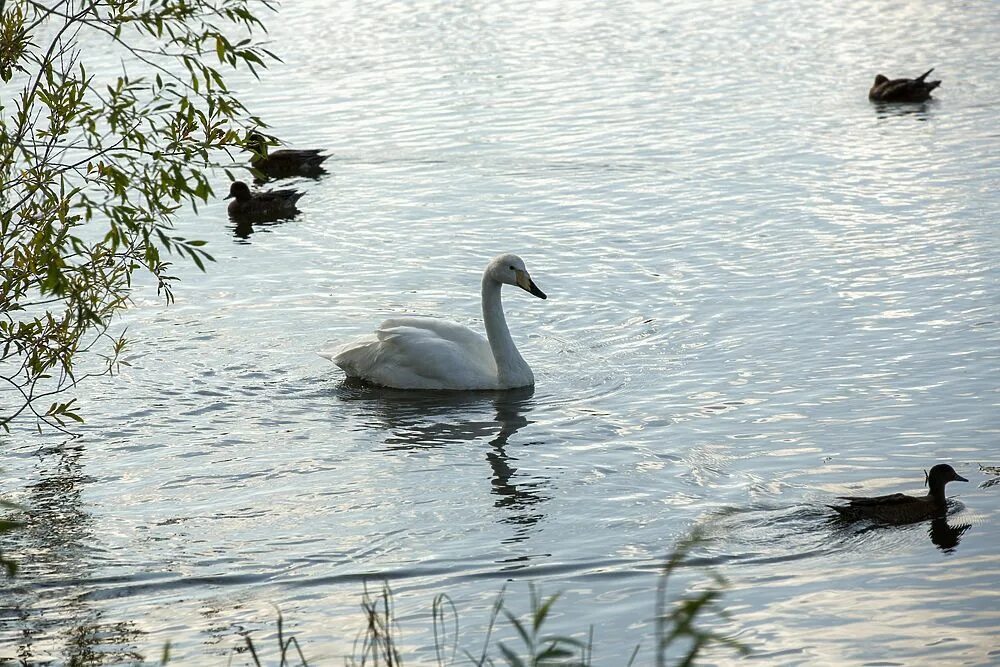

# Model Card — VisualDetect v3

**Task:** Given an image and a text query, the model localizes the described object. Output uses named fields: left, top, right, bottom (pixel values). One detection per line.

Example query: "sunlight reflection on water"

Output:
left=3, top=0, right=1000, bottom=663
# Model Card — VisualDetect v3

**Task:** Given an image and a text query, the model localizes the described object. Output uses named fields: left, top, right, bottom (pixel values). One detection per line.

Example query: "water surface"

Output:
left=3, top=0, right=999, bottom=664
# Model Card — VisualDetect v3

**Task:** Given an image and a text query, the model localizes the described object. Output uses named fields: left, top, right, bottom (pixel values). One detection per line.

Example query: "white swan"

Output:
left=324, top=253, right=547, bottom=390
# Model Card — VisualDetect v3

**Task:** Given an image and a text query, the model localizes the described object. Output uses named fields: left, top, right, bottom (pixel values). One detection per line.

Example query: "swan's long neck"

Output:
left=482, top=275, right=532, bottom=387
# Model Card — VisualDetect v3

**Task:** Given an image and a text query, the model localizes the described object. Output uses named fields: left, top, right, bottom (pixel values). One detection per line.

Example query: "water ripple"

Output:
left=3, top=0, right=999, bottom=664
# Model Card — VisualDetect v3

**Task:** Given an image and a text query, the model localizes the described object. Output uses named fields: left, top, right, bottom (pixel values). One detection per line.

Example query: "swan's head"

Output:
left=488, top=254, right=547, bottom=300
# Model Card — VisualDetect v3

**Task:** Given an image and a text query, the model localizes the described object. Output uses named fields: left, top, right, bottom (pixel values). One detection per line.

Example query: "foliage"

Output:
left=653, top=527, right=749, bottom=667
left=224, top=531, right=746, bottom=666
left=349, top=583, right=404, bottom=667
left=347, top=584, right=591, bottom=667
left=492, top=587, right=592, bottom=667
left=241, top=611, right=309, bottom=667
left=0, top=0, right=279, bottom=432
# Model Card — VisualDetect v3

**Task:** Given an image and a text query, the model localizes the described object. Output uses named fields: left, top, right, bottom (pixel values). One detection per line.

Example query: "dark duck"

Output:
left=225, top=180, right=303, bottom=221
left=829, top=463, right=967, bottom=524
left=247, top=132, right=328, bottom=181
left=869, top=68, right=941, bottom=103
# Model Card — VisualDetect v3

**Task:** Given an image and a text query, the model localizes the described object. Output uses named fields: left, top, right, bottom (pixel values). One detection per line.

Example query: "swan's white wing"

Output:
left=328, top=316, right=498, bottom=389
left=377, top=317, right=490, bottom=352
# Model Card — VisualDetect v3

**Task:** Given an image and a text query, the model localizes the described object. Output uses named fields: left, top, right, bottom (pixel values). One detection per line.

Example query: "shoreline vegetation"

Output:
left=187, top=530, right=746, bottom=666
left=1, top=0, right=278, bottom=434
left=1, top=511, right=745, bottom=665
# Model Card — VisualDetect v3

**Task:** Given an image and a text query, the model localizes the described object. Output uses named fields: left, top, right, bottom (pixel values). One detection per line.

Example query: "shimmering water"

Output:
left=3, top=0, right=1000, bottom=664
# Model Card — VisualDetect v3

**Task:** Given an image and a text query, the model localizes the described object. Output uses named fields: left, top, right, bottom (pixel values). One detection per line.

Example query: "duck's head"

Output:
left=246, top=131, right=272, bottom=155
left=226, top=181, right=252, bottom=201
left=925, top=463, right=968, bottom=488
left=873, top=74, right=889, bottom=87
left=488, top=253, right=547, bottom=300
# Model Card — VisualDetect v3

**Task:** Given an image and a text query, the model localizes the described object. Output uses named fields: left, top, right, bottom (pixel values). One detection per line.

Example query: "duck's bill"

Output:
left=515, top=270, right=547, bottom=299
left=955, top=473, right=969, bottom=482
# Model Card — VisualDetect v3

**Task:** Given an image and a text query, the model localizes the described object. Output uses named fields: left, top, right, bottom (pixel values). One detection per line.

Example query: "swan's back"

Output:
left=326, top=316, right=499, bottom=390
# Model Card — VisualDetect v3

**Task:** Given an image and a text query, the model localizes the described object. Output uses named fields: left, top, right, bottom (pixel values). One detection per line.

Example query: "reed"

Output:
left=229, top=530, right=746, bottom=666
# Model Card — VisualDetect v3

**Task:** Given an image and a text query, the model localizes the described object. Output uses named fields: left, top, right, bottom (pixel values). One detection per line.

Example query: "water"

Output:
left=3, top=0, right=1000, bottom=664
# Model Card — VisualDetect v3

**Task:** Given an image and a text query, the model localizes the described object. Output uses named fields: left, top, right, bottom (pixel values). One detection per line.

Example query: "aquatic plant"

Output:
left=239, top=612, right=309, bottom=667
left=228, top=530, right=746, bottom=666
left=652, top=527, right=748, bottom=666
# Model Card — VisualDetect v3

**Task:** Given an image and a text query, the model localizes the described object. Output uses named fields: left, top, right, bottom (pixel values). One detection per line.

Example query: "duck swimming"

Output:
left=869, top=68, right=941, bottom=103
left=829, top=463, right=967, bottom=524
left=225, top=180, right=303, bottom=221
left=247, top=132, right=328, bottom=181
left=324, top=253, right=547, bottom=390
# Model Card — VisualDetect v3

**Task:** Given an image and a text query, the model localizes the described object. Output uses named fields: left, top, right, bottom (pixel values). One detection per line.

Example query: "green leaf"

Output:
left=1, top=0, right=280, bottom=434
left=505, top=611, right=532, bottom=648
left=497, top=643, right=526, bottom=667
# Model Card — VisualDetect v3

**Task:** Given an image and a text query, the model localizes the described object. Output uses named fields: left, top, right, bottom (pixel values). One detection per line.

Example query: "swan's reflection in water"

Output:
left=335, top=380, right=548, bottom=539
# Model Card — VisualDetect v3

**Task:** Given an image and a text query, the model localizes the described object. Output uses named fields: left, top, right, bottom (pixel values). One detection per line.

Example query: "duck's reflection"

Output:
left=335, top=380, right=548, bottom=538
left=832, top=509, right=972, bottom=553
left=229, top=217, right=292, bottom=241
left=872, top=101, right=932, bottom=121
left=927, top=517, right=971, bottom=553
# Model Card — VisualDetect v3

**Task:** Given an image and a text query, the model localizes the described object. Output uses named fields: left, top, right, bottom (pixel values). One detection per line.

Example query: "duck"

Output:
left=323, top=253, right=547, bottom=390
left=225, top=181, right=303, bottom=221
left=829, top=463, right=967, bottom=524
left=868, top=68, right=941, bottom=103
left=247, top=132, right=328, bottom=181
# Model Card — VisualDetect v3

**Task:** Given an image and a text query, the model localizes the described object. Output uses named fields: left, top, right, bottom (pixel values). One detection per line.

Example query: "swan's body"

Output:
left=324, top=254, right=547, bottom=390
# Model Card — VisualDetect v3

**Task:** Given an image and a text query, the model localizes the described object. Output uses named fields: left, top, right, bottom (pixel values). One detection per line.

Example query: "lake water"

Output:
left=2, top=0, right=999, bottom=664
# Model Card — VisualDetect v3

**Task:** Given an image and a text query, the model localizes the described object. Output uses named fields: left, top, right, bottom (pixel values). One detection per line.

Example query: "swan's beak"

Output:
left=515, top=270, right=547, bottom=300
